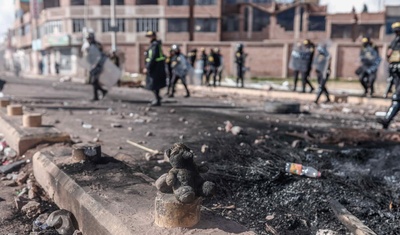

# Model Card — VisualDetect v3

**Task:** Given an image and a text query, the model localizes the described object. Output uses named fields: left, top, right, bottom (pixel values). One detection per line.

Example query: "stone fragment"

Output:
left=21, top=201, right=41, bottom=218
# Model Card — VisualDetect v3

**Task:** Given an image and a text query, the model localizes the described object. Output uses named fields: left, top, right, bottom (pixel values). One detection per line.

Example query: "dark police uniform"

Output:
left=357, top=38, right=379, bottom=96
left=302, top=40, right=315, bottom=93
left=314, top=46, right=331, bottom=104
left=379, top=22, right=400, bottom=129
left=200, top=49, right=208, bottom=85
left=165, top=50, right=174, bottom=96
left=145, top=31, right=166, bottom=106
left=88, top=35, right=108, bottom=101
left=188, top=49, right=197, bottom=67
left=206, top=49, right=220, bottom=87
left=235, top=44, right=245, bottom=88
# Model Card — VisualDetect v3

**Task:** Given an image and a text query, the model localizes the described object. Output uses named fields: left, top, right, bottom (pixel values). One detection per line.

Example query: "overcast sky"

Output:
left=1, top=0, right=400, bottom=41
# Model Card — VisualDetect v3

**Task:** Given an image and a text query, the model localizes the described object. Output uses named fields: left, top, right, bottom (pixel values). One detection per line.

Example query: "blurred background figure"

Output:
left=235, top=43, right=246, bottom=88
left=85, top=32, right=108, bottom=101
left=313, top=43, right=331, bottom=104
left=200, top=48, right=208, bottom=85
left=356, top=37, right=380, bottom=97
left=378, top=22, right=400, bottom=129
left=144, top=31, right=166, bottom=106
left=188, top=49, right=197, bottom=68
left=165, top=49, right=174, bottom=96
left=302, top=39, right=315, bottom=93
left=169, top=44, right=190, bottom=98
left=109, top=50, right=121, bottom=86
left=206, top=48, right=220, bottom=87
left=215, top=48, right=224, bottom=86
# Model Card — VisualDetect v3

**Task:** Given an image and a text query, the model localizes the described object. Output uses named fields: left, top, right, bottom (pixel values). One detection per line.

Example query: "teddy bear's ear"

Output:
left=165, top=149, right=172, bottom=159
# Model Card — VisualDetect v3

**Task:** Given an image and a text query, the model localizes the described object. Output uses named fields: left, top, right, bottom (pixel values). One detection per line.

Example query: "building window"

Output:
left=308, top=15, right=326, bottom=31
left=72, top=19, right=85, bottom=33
left=195, top=0, right=216, bottom=5
left=24, top=24, right=31, bottom=35
left=71, top=0, right=84, bottom=5
left=41, top=20, right=63, bottom=36
left=102, top=19, right=125, bottom=32
left=136, top=18, right=159, bottom=32
left=195, top=18, right=217, bottom=32
left=168, top=0, right=188, bottom=5
left=222, top=15, right=239, bottom=32
left=43, top=0, right=60, bottom=9
left=359, top=24, right=381, bottom=39
left=331, top=24, right=353, bottom=39
left=136, top=0, right=158, bottom=4
left=168, top=19, right=188, bottom=32
left=101, top=0, right=125, bottom=5
left=386, top=17, right=400, bottom=34
left=252, top=8, right=269, bottom=32
left=276, top=7, right=295, bottom=31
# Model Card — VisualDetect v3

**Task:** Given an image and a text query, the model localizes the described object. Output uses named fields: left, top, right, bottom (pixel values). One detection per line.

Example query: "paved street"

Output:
left=1, top=74, right=400, bottom=234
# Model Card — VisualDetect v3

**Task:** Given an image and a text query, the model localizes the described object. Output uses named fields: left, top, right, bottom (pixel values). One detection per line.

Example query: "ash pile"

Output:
left=201, top=124, right=400, bottom=235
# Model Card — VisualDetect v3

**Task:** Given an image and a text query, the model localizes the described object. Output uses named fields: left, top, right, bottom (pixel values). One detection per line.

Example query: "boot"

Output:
left=378, top=101, right=400, bottom=129
left=314, top=88, right=323, bottom=104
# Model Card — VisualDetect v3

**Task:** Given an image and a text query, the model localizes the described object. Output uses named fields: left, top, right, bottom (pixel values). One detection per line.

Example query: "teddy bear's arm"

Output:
left=166, top=169, right=178, bottom=186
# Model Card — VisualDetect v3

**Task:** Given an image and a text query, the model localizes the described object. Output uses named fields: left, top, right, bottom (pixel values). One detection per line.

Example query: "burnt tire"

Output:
left=264, top=101, right=300, bottom=114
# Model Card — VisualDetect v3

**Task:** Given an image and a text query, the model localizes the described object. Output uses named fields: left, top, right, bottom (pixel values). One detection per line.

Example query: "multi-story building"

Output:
left=7, top=0, right=400, bottom=78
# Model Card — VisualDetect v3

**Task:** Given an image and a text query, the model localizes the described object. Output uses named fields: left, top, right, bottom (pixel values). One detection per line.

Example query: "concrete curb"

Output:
left=0, top=109, right=70, bottom=155
left=33, top=151, right=135, bottom=235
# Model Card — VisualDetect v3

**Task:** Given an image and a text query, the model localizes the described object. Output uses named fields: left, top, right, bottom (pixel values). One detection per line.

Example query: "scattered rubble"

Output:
left=21, top=201, right=41, bottom=218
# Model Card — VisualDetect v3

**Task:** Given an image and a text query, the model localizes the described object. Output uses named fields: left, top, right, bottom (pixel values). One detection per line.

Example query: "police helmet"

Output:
left=86, top=32, right=95, bottom=40
left=214, top=47, right=220, bottom=53
left=171, top=44, right=180, bottom=52
left=392, top=22, right=400, bottom=33
left=361, top=37, right=370, bottom=43
left=145, top=31, right=156, bottom=37
left=200, top=47, right=205, bottom=52
left=236, top=43, right=243, bottom=51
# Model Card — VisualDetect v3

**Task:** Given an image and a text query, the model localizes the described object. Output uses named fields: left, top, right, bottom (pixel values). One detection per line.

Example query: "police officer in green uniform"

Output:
left=144, top=31, right=166, bottom=106
left=302, top=39, right=315, bottom=93
left=378, top=22, right=400, bottom=129
left=165, top=49, right=174, bottom=96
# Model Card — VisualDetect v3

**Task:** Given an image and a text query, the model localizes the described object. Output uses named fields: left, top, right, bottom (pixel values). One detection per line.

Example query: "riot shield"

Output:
left=313, top=45, right=330, bottom=78
left=289, top=44, right=301, bottom=71
left=79, top=44, right=121, bottom=89
left=360, top=46, right=379, bottom=67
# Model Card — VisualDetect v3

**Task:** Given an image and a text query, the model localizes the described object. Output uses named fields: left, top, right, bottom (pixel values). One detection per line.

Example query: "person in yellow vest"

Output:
left=143, top=31, right=166, bottom=106
left=378, top=22, right=400, bottom=128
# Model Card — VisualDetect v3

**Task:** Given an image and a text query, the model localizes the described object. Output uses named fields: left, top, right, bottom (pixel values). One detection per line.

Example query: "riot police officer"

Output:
left=302, top=39, right=315, bottom=93
left=144, top=31, right=166, bottom=106
left=165, top=49, right=174, bottom=96
left=314, top=44, right=331, bottom=104
left=86, top=32, right=108, bottom=101
left=235, top=43, right=246, bottom=88
left=109, top=50, right=121, bottom=86
left=188, top=49, right=197, bottom=67
left=206, top=48, right=220, bottom=87
left=357, top=37, right=380, bottom=96
left=169, top=45, right=190, bottom=98
left=200, top=48, right=208, bottom=85
left=378, top=22, right=400, bottom=129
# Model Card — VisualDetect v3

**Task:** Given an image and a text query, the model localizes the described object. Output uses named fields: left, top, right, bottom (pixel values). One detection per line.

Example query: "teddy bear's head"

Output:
left=165, top=143, right=194, bottom=169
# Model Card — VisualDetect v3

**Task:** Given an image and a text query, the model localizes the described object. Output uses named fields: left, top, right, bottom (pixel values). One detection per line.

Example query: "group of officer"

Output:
left=290, top=39, right=331, bottom=104
left=83, top=22, right=400, bottom=129
left=288, top=22, right=400, bottom=129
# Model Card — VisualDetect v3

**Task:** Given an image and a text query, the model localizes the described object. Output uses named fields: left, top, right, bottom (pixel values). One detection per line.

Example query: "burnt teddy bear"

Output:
left=155, top=143, right=215, bottom=203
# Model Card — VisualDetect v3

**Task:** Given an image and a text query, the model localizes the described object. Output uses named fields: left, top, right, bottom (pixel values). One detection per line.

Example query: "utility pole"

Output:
left=84, top=0, right=88, bottom=34
left=110, top=0, right=117, bottom=51
left=189, top=0, right=194, bottom=41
